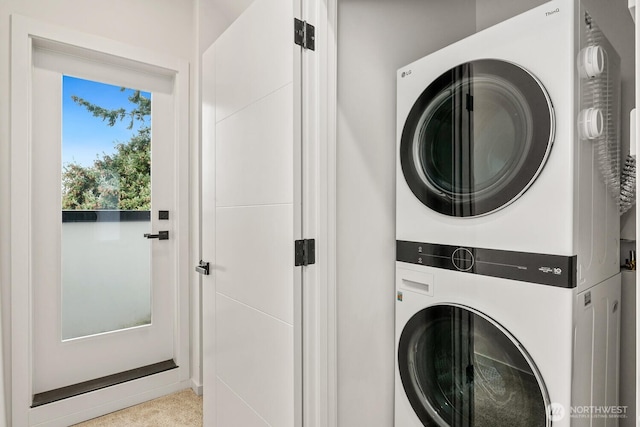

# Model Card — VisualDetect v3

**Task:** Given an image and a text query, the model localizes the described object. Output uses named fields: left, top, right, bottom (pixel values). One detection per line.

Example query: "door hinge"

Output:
left=294, top=18, right=315, bottom=51
left=295, top=239, right=316, bottom=266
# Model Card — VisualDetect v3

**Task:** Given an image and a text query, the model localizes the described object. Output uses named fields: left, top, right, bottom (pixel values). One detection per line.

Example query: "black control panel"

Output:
left=396, top=240, right=577, bottom=288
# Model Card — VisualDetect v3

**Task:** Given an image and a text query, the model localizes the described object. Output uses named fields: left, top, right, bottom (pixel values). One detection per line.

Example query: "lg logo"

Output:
left=401, top=70, right=412, bottom=78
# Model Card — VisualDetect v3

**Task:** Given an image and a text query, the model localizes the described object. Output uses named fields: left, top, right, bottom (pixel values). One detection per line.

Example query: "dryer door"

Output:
left=400, top=60, right=554, bottom=217
left=398, top=304, right=550, bottom=427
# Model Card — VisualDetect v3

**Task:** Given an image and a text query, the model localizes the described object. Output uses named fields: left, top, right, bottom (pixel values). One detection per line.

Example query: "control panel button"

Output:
left=451, top=247, right=474, bottom=271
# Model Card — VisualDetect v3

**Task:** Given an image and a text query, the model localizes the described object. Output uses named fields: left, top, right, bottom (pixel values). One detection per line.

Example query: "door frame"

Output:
left=10, top=15, right=190, bottom=427
left=298, top=0, right=338, bottom=425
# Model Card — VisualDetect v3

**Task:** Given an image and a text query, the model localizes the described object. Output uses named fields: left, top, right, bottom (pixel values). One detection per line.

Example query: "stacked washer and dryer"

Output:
left=395, top=0, right=624, bottom=426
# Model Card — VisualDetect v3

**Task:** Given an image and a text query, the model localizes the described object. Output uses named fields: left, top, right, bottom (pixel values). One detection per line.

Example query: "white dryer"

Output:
left=396, top=0, right=621, bottom=291
left=395, top=1, right=624, bottom=426
left=394, top=263, right=621, bottom=427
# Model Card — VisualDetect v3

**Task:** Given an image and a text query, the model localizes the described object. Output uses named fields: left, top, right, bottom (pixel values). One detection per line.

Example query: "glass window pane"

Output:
left=61, top=76, right=152, bottom=340
left=415, top=76, right=532, bottom=198
left=398, top=305, right=548, bottom=426
left=399, top=59, right=554, bottom=217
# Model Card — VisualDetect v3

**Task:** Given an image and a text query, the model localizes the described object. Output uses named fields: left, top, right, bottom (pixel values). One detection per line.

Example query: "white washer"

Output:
left=396, top=0, right=621, bottom=291
left=395, top=1, right=623, bottom=426
left=395, top=263, right=621, bottom=427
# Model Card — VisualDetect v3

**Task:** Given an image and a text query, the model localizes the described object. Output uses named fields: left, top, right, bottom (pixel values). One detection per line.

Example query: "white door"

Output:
left=201, top=0, right=304, bottom=425
left=30, top=44, right=177, bottom=399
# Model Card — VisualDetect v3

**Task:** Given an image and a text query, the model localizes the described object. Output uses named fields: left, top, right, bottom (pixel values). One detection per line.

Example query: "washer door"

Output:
left=400, top=60, right=554, bottom=217
left=398, top=305, right=549, bottom=427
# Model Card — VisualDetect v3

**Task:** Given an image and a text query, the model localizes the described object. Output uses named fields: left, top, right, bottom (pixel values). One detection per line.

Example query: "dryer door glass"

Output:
left=400, top=60, right=554, bottom=217
left=398, top=304, right=549, bottom=427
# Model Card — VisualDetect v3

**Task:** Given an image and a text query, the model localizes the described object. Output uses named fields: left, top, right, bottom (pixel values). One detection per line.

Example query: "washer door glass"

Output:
left=400, top=60, right=554, bottom=217
left=398, top=305, right=549, bottom=427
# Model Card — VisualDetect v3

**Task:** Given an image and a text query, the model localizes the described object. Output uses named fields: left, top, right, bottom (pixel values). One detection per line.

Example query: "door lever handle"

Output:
left=144, top=231, right=169, bottom=240
left=195, top=260, right=210, bottom=275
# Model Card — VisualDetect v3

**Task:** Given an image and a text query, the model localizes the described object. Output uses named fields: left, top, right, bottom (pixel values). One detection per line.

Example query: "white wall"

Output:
left=0, top=1, right=196, bottom=422
left=335, top=1, right=476, bottom=425
left=198, top=0, right=255, bottom=55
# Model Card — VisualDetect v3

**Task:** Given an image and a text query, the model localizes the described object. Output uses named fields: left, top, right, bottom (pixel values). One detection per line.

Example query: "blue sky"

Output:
left=62, top=76, right=151, bottom=167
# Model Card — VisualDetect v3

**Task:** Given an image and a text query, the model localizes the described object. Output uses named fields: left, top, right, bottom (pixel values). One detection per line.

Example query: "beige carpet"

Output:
left=73, top=389, right=202, bottom=427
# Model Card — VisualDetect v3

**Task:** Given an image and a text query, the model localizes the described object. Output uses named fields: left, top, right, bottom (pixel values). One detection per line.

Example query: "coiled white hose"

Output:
left=620, top=154, right=636, bottom=214
left=582, top=13, right=634, bottom=215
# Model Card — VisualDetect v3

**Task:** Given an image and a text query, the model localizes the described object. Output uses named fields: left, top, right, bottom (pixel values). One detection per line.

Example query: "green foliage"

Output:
left=62, top=90, right=151, bottom=211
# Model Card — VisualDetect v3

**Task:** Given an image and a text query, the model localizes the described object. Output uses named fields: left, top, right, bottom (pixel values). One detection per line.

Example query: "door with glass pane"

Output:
left=31, top=47, right=176, bottom=398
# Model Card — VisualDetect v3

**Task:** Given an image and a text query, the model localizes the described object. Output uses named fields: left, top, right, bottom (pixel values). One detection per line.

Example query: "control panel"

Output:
left=396, top=240, right=577, bottom=288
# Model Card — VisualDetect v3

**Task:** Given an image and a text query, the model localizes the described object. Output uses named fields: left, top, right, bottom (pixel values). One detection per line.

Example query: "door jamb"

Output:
left=10, top=15, right=191, bottom=427
left=299, top=0, right=338, bottom=425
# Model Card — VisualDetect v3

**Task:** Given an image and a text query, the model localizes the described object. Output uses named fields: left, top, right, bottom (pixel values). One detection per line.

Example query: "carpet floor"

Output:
left=72, top=389, right=202, bottom=427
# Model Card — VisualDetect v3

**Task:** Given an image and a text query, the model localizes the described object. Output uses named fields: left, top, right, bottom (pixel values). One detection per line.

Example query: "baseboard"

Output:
left=190, top=379, right=203, bottom=396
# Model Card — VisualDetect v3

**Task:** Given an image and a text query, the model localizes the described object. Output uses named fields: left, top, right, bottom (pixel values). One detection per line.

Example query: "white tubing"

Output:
left=581, top=13, right=635, bottom=215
